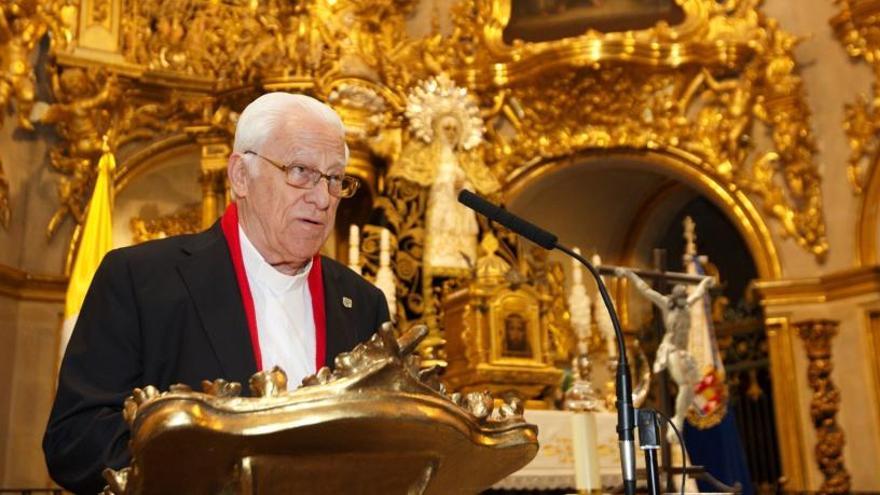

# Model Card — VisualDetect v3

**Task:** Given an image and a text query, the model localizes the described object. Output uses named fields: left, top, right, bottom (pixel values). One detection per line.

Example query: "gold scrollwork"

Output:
left=0, top=0, right=75, bottom=131
left=130, top=202, right=200, bottom=244
left=794, top=319, right=852, bottom=494
left=32, top=66, right=121, bottom=237
left=832, top=0, right=880, bottom=264
left=447, top=0, right=828, bottom=258
left=0, top=1, right=829, bottom=271
left=832, top=0, right=880, bottom=194
left=361, top=178, right=428, bottom=314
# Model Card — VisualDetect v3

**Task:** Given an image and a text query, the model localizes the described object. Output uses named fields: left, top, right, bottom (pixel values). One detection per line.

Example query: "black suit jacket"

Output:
left=43, top=223, right=389, bottom=494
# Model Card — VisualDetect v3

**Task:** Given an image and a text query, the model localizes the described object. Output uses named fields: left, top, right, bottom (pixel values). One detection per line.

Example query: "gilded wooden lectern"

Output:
left=101, top=324, right=538, bottom=494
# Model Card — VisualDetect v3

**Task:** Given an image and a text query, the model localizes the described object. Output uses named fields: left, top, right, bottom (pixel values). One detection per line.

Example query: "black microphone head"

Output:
left=457, top=189, right=558, bottom=250
left=457, top=189, right=487, bottom=210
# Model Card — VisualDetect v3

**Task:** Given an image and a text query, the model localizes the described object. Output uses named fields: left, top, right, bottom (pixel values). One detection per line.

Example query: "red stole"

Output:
left=219, top=203, right=327, bottom=371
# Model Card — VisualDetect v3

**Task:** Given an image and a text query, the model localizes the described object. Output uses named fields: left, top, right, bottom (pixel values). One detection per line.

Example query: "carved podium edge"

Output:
left=103, top=323, right=538, bottom=494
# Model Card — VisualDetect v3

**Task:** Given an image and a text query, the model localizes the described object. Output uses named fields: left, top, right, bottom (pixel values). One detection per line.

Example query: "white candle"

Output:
left=380, top=228, right=390, bottom=266
left=571, top=412, right=601, bottom=492
left=572, top=247, right=584, bottom=285
left=375, top=228, right=396, bottom=321
left=348, top=224, right=360, bottom=275
left=591, top=253, right=618, bottom=358
left=568, top=246, right=591, bottom=340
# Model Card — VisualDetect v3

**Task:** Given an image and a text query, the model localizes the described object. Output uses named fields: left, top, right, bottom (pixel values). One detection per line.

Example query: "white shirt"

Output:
left=239, top=226, right=316, bottom=390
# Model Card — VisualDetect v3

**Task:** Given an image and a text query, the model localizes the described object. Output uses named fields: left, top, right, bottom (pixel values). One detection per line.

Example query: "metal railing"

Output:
left=717, top=317, right=783, bottom=494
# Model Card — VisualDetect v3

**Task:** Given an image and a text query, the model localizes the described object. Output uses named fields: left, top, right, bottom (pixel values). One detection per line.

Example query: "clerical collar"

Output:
left=238, top=225, right=312, bottom=294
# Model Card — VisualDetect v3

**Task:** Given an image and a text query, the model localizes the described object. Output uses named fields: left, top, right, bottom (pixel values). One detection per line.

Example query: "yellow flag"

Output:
left=60, top=149, right=115, bottom=358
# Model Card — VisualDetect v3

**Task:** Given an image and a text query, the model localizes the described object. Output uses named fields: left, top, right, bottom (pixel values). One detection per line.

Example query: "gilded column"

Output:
left=794, top=319, right=851, bottom=494
left=198, top=138, right=231, bottom=229
left=765, top=317, right=808, bottom=490
left=199, top=170, right=220, bottom=231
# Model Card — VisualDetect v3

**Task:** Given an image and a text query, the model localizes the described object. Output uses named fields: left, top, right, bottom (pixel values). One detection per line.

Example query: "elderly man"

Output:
left=43, top=93, right=390, bottom=494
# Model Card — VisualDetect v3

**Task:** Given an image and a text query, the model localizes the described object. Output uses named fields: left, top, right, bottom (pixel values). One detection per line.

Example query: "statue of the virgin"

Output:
left=389, top=74, right=500, bottom=273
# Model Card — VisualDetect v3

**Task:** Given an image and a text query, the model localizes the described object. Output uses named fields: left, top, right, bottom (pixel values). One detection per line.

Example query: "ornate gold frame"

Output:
left=478, top=0, right=751, bottom=72
left=504, top=150, right=781, bottom=279
left=488, top=288, right=543, bottom=364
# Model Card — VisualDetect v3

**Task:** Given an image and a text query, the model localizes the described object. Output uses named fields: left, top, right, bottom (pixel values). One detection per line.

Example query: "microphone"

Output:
left=457, top=190, right=558, bottom=249
left=458, top=190, right=637, bottom=495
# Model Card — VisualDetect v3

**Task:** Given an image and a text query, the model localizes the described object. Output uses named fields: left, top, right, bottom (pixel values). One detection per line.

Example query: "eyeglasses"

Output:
left=244, top=150, right=360, bottom=199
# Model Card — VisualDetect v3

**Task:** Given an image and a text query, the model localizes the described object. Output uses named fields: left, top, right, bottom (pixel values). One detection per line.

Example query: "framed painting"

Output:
left=503, top=0, right=686, bottom=43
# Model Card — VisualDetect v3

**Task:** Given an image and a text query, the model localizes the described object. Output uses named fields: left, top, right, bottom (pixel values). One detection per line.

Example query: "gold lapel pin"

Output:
left=342, top=297, right=353, bottom=308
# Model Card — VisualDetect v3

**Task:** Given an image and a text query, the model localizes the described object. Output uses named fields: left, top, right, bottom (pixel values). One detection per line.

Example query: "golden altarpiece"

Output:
left=0, top=0, right=838, bottom=490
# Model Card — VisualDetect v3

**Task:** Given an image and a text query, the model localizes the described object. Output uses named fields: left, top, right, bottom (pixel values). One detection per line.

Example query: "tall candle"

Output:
left=571, top=412, right=601, bottom=492
left=572, top=247, right=584, bottom=285
left=348, top=224, right=360, bottom=275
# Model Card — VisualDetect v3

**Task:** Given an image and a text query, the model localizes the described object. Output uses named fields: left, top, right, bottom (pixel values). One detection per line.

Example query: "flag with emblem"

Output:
left=680, top=217, right=751, bottom=494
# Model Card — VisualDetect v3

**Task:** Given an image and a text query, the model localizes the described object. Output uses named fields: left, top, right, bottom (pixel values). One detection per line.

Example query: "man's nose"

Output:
left=305, top=177, right=332, bottom=209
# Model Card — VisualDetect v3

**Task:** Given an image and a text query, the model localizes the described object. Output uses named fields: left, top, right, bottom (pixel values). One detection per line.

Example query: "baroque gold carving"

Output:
left=31, top=67, right=121, bottom=237
left=130, top=202, right=201, bottom=244
left=832, top=0, right=880, bottom=194
left=105, top=323, right=537, bottom=494
left=435, top=0, right=826, bottom=257
left=442, top=236, right=564, bottom=400
left=0, top=0, right=829, bottom=380
left=794, top=319, right=851, bottom=494
left=476, top=55, right=825, bottom=257
left=362, top=178, right=428, bottom=319
left=0, top=0, right=831, bottom=266
left=0, top=0, right=828, bottom=260
left=0, top=0, right=75, bottom=131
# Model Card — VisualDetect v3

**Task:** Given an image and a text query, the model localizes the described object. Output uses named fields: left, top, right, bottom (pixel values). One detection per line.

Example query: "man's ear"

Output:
left=228, top=153, right=249, bottom=198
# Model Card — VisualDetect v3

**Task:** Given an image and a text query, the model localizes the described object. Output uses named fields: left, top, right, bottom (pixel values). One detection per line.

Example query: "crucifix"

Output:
left=594, top=217, right=714, bottom=491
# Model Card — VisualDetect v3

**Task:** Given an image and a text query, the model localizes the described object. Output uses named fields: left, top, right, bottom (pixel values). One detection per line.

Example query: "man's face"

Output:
left=507, top=317, right=525, bottom=343
left=232, top=116, right=346, bottom=270
left=672, top=284, right=688, bottom=301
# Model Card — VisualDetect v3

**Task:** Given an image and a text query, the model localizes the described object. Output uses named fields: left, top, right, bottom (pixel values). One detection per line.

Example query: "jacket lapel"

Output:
left=176, top=225, right=257, bottom=384
left=321, top=258, right=358, bottom=368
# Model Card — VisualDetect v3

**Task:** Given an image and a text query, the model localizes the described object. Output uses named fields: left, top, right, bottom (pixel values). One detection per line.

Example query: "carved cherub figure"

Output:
left=30, top=68, right=120, bottom=236
left=0, top=0, right=42, bottom=130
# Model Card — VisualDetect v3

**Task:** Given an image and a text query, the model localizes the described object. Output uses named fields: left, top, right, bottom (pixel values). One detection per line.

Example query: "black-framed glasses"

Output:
left=244, top=150, right=360, bottom=199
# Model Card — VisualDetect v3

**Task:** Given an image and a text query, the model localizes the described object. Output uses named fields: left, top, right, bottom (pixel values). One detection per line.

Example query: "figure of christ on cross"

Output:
left=613, top=266, right=714, bottom=444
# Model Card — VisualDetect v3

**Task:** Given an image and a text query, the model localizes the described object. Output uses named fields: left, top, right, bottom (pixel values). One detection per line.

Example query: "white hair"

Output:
left=233, top=92, right=349, bottom=169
